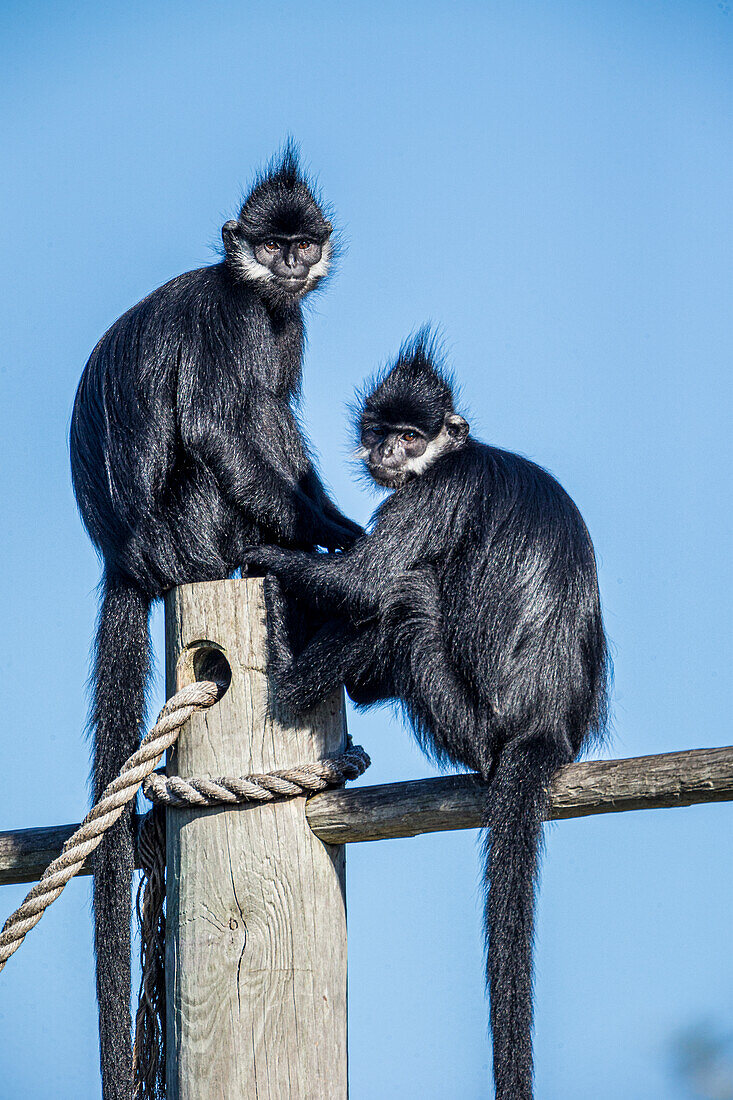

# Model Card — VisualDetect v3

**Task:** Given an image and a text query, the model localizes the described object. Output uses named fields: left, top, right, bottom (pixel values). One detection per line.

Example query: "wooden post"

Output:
left=163, top=578, right=348, bottom=1100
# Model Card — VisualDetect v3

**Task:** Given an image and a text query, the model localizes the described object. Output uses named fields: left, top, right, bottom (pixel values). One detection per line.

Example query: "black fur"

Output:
left=242, top=333, right=610, bottom=1100
left=70, top=143, right=360, bottom=1100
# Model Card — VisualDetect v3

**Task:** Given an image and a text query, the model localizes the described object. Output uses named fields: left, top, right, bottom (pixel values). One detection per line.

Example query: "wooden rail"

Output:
left=306, top=744, right=733, bottom=842
left=2, top=745, right=731, bottom=885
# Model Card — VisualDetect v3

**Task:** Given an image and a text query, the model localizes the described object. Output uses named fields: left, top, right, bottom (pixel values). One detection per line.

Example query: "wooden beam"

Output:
left=0, top=823, right=86, bottom=886
left=0, top=746, right=731, bottom=886
left=305, top=745, right=733, bottom=843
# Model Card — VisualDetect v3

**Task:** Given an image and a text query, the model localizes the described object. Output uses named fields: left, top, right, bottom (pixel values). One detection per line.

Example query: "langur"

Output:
left=240, top=331, right=609, bottom=1100
left=69, top=143, right=361, bottom=1100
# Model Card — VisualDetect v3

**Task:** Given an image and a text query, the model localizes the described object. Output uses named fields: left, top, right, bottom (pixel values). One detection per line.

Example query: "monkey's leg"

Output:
left=382, top=566, right=495, bottom=773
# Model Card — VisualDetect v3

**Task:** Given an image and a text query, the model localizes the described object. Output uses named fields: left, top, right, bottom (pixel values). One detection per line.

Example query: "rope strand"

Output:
left=0, top=680, right=222, bottom=972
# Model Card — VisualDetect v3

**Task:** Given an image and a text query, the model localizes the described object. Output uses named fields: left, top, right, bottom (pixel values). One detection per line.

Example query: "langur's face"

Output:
left=222, top=219, right=333, bottom=300
left=360, top=413, right=469, bottom=490
left=253, top=237, right=328, bottom=297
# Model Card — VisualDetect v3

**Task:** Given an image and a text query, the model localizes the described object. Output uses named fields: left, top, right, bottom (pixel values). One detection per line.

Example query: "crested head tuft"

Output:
left=357, top=327, right=458, bottom=439
left=273, top=137, right=301, bottom=187
left=236, top=139, right=333, bottom=244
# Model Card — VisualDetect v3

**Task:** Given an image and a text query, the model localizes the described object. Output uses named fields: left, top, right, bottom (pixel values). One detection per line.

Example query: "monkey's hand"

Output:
left=240, top=544, right=294, bottom=576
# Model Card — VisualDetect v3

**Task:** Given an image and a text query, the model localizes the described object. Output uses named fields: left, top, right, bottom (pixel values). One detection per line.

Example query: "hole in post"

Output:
left=193, top=647, right=232, bottom=697
left=177, top=642, right=232, bottom=700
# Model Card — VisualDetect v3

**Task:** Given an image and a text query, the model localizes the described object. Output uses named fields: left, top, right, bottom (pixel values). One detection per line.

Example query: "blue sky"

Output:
left=0, top=2, right=731, bottom=1097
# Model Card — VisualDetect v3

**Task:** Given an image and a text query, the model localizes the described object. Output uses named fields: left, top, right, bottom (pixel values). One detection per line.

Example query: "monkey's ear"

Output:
left=445, top=413, right=469, bottom=442
left=222, top=219, right=244, bottom=250
left=324, top=220, right=333, bottom=236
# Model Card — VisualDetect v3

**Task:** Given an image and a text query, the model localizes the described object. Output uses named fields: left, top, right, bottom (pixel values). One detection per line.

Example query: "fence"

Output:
left=1, top=578, right=731, bottom=1098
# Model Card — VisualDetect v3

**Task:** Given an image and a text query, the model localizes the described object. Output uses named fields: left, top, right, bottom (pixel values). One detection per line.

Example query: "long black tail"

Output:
left=483, top=734, right=572, bottom=1100
left=91, top=571, right=151, bottom=1100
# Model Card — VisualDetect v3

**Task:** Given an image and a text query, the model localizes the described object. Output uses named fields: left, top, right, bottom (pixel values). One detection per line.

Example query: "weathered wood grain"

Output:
left=305, top=745, right=733, bottom=843
left=163, top=578, right=348, bottom=1100
left=2, top=747, right=731, bottom=886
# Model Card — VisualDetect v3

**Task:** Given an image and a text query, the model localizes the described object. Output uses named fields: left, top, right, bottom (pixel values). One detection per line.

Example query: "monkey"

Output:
left=69, top=142, right=362, bottom=1100
left=238, top=331, right=610, bottom=1100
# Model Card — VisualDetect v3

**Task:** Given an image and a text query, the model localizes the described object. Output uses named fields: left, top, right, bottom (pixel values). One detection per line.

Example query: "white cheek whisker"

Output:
left=230, top=239, right=273, bottom=284
left=405, top=429, right=454, bottom=476
left=303, top=238, right=332, bottom=289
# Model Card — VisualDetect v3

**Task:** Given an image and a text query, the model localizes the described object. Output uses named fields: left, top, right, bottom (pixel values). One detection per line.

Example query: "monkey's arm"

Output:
left=254, top=394, right=363, bottom=548
left=240, top=474, right=461, bottom=616
left=178, top=381, right=355, bottom=550
left=239, top=518, right=415, bottom=616
left=239, top=543, right=372, bottom=614
left=175, top=299, right=360, bottom=549
left=244, top=382, right=363, bottom=549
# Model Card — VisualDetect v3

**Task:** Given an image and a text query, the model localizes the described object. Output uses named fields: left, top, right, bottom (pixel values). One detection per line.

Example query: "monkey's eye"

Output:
left=402, top=431, right=418, bottom=442
left=298, top=240, right=310, bottom=250
left=265, top=241, right=279, bottom=252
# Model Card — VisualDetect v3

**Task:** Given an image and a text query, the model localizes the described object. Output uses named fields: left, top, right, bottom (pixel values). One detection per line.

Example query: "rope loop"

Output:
left=0, top=677, right=369, bottom=975
left=142, top=743, right=370, bottom=809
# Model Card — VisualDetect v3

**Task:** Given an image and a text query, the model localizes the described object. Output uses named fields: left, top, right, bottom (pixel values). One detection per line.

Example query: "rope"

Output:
left=0, top=673, right=369, bottom=1099
left=142, top=742, right=370, bottom=808
left=134, top=806, right=167, bottom=1100
left=0, top=680, right=222, bottom=973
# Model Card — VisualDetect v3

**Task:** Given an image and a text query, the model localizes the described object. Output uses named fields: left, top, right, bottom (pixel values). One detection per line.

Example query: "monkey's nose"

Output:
left=380, top=449, right=401, bottom=469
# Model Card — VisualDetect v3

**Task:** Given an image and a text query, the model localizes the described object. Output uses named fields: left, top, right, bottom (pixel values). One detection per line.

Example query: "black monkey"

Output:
left=69, top=143, right=361, bottom=1100
left=240, top=332, right=610, bottom=1100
